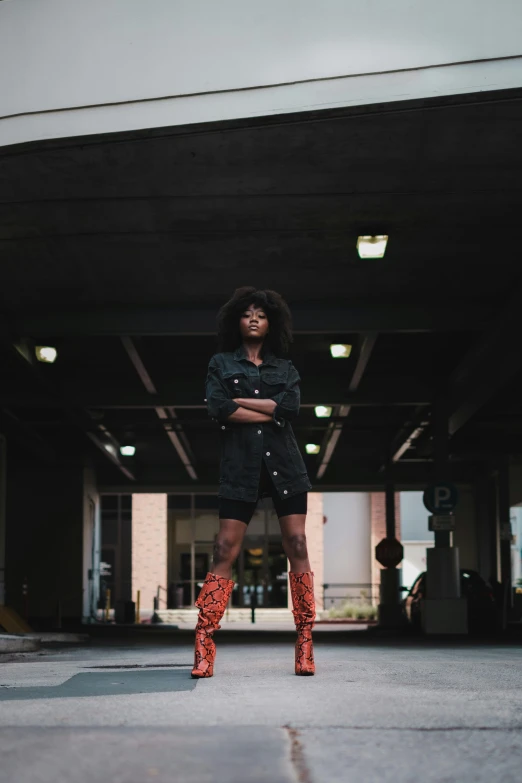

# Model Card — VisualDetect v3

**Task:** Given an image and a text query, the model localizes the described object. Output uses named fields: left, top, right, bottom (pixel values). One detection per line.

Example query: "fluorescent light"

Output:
left=120, top=445, right=136, bottom=457
left=357, top=235, right=388, bottom=258
left=104, top=443, right=117, bottom=458
left=315, top=405, right=333, bottom=418
left=305, top=444, right=320, bottom=455
left=35, top=346, right=57, bottom=364
left=330, top=344, right=352, bottom=359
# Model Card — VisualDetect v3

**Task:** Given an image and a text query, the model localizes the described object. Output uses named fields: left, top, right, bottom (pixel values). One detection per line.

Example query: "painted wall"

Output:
left=1, top=0, right=521, bottom=145
left=132, top=494, right=168, bottom=611
left=400, top=492, right=434, bottom=542
left=322, top=492, right=371, bottom=606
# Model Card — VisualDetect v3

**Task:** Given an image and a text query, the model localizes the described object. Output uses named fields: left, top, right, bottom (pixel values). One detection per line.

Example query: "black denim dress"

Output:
left=205, top=344, right=312, bottom=502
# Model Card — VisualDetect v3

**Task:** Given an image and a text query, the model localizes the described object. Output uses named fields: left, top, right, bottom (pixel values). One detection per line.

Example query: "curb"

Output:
left=26, top=632, right=90, bottom=645
left=315, top=619, right=378, bottom=625
left=0, top=634, right=41, bottom=653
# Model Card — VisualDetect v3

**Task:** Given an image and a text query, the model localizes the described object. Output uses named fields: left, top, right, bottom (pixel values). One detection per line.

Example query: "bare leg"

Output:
left=211, top=518, right=248, bottom=580
left=279, top=514, right=311, bottom=573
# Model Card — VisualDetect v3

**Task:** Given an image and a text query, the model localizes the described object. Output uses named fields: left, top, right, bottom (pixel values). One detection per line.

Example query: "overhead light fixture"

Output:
left=35, top=346, right=57, bottom=364
left=120, top=445, right=136, bottom=457
left=104, top=443, right=118, bottom=458
left=305, top=444, right=320, bottom=455
left=315, top=405, right=333, bottom=418
left=357, top=235, right=388, bottom=259
left=330, top=344, right=352, bottom=359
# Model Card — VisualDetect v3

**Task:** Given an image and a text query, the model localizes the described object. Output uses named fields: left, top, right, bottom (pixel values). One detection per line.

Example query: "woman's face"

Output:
left=239, top=304, right=269, bottom=341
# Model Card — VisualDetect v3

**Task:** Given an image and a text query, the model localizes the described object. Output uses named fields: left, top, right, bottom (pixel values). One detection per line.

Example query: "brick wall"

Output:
left=132, top=494, right=167, bottom=611
left=370, top=493, right=401, bottom=604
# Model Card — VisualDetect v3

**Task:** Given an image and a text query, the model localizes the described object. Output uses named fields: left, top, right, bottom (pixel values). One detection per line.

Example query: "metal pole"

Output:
left=251, top=576, right=257, bottom=624
left=378, top=462, right=403, bottom=628
left=136, top=590, right=141, bottom=623
left=105, top=588, right=111, bottom=622
left=385, top=474, right=395, bottom=539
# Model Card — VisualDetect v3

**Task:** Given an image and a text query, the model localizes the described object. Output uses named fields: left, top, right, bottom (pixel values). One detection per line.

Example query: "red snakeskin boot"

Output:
left=191, top=572, right=235, bottom=679
left=289, top=572, right=316, bottom=676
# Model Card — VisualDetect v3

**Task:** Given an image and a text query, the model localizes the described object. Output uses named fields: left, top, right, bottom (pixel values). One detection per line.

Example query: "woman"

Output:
left=191, top=287, right=315, bottom=678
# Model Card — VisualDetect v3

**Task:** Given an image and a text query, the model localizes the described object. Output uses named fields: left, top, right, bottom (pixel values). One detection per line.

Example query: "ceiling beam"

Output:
left=317, top=333, right=378, bottom=479
left=120, top=337, right=197, bottom=480
left=448, top=287, right=522, bottom=435
left=0, top=385, right=432, bottom=409
left=8, top=304, right=491, bottom=337
left=99, top=459, right=477, bottom=494
left=386, top=406, right=431, bottom=465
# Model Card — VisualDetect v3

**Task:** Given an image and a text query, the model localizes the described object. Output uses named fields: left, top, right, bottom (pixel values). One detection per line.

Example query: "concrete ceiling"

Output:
left=2, top=88, right=522, bottom=490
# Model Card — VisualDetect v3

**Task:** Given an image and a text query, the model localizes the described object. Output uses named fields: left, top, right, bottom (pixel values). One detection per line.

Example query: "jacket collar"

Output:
left=233, top=343, right=279, bottom=367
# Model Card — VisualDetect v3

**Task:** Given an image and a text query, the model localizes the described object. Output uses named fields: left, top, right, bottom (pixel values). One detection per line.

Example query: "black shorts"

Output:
left=219, top=461, right=307, bottom=524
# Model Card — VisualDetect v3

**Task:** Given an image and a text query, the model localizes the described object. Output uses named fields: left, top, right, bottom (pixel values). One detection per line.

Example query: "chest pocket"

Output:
left=222, top=369, right=250, bottom=396
left=262, top=370, right=287, bottom=394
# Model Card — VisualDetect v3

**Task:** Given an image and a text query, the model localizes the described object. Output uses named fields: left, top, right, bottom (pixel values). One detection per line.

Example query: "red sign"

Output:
left=375, top=537, right=403, bottom=568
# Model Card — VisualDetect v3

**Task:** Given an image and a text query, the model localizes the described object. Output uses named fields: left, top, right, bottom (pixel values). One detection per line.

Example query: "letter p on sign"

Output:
left=434, top=486, right=451, bottom=508
left=423, top=482, right=458, bottom=514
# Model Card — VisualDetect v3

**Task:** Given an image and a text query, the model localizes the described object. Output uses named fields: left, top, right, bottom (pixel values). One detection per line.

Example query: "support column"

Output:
left=131, top=494, right=167, bottom=613
left=474, top=466, right=492, bottom=582
left=377, top=472, right=405, bottom=628
left=433, top=401, right=451, bottom=548
left=424, top=400, right=467, bottom=633
left=487, top=473, right=500, bottom=585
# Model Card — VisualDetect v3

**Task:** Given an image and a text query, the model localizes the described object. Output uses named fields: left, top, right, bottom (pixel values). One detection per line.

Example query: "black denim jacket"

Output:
left=205, top=344, right=312, bottom=502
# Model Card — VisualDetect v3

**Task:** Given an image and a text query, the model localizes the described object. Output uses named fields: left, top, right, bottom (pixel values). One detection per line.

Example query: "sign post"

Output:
left=422, top=481, right=467, bottom=634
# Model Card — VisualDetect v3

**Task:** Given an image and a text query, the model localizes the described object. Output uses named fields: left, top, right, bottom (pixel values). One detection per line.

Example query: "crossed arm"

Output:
left=227, top=397, right=276, bottom=423
left=206, top=358, right=300, bottom=425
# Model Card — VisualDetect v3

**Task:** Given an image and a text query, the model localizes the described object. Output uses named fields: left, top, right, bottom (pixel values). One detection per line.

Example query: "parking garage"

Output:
left=1, top=83, right=522, bottom=635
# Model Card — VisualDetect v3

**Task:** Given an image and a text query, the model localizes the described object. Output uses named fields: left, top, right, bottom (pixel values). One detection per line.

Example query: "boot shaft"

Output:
left=289, top=571, right=316, bottom=626
left=195, top=572, right=235, bottom=630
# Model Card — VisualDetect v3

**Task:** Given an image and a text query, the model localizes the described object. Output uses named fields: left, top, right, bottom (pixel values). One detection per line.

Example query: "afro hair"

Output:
left=216, top=287, right=293, bottom=356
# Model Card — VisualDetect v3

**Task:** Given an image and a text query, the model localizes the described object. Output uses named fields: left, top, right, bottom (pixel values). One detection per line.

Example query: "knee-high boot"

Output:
left=289, top=572, right=316, bottom=676
left=191, top=572, right=235, bottom=679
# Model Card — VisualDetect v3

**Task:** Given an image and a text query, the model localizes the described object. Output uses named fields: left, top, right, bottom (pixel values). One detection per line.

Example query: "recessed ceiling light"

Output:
left=357, top=235, right=388, bottom=258
left=120, top=445, right=136, bottom=457
left=315, top=405, right=333, bottom=418
left=305, top=443, right=320, bottom=455
left=35, top=346, right=57, bottom=363
left=330, top=344, right=352, bottom=359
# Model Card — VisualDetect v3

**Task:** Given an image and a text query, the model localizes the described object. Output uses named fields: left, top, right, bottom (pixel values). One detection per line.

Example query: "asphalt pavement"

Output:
left=0, top=628, right=521, bottom=783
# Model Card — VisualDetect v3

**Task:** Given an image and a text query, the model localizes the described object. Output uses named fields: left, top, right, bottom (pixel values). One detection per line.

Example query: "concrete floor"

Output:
left=0, top=628, right=521, bottom=782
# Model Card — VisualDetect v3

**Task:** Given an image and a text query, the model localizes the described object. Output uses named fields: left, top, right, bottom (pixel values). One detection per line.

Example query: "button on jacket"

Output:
left=205, top=344, right=312, bottom=502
